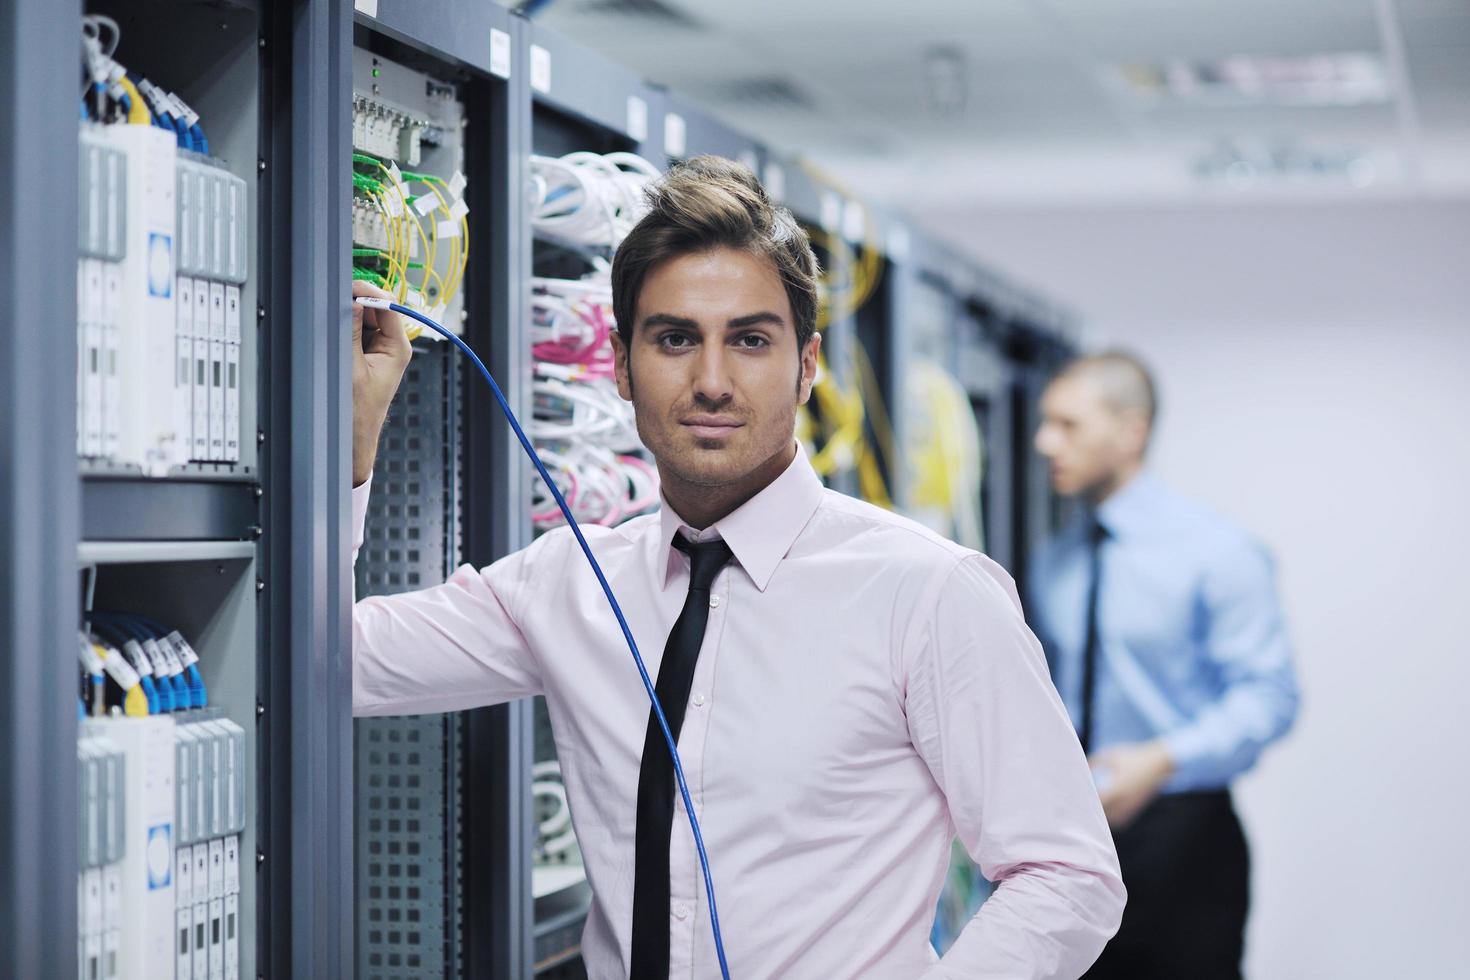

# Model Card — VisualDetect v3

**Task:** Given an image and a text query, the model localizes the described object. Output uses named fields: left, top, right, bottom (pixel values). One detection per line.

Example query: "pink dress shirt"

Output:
left=352, top=443, right=1124, bottom=979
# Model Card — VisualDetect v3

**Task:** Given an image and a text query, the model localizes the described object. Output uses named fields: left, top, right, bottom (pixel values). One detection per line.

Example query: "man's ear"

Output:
left=797, top=331, right=822, bottom=404
left=611, top=330, right=633, bottom=402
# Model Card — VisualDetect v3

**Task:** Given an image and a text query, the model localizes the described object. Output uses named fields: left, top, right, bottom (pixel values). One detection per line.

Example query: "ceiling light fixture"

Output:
left=1120, top=53, right=1391, bottom=107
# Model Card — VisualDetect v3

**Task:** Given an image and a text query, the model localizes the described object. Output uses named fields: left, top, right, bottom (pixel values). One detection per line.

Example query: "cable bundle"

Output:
left=904, top=360, right=985, bottom=551
left=351, top=154, right=469, bottom=339
left=80, top=614, right=209, bottom=720
left=531, top=760, right=580, bottom=864
left=780, top=163, right=895, bottom=506
left=529, top=274, right=659, bottom=530
left=80, top=14, right=208, bottom=151
left=528, top=151, right=664, bottom=531
left=529, top=152, right=662, bottom=252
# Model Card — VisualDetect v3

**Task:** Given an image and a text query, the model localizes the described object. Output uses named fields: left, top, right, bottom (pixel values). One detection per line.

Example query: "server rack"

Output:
left=3, top=2, right=1075, bottom=977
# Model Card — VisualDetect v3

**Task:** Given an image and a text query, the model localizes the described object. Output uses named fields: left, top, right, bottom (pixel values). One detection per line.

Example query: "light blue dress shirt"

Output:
left=1028, top=475, right=1300, bottom=793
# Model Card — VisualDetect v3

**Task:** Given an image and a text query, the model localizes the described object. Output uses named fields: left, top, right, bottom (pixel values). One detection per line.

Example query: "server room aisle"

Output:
left=2, top=2, right=1464, bottom=979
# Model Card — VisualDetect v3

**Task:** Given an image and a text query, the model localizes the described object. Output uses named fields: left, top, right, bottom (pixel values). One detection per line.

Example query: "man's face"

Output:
left=1034, top=374, right=1145, bottom=498
left=612, top=247, right=819, bottom=490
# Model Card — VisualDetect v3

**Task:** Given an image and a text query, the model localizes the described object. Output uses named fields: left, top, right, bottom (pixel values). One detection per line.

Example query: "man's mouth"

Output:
left=681, top=415, right=743, bottom=440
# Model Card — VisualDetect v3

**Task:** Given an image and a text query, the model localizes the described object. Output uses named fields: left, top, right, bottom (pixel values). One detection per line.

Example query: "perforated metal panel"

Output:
left=355, top=340, right=464, bottom=978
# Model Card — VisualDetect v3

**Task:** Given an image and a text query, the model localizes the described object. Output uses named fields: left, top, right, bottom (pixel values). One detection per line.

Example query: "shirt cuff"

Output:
left=1163, top=723, right=1213, bottom=788
left=351, top=474, right=372, bottom=561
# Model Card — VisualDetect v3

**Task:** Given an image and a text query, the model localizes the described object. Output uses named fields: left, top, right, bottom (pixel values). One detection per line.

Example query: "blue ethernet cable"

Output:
left=119, top=613, right=207, bottom=709
left=355, top=297, right=734, bottom=980
left=91, top=620, right=161, bottom=714
left=190, top=124, right=209, bottom=157
left=133, top=618, right=192, bottom=709
left=95, top=613, right=191, bottom=711
left=93, top=614, right=189, bottom=712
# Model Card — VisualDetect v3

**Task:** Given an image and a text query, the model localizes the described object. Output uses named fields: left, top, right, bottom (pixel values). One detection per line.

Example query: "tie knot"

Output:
left=1089, top=519, right=1110, bottom=547
left=673, top=534, right=734, bottom=591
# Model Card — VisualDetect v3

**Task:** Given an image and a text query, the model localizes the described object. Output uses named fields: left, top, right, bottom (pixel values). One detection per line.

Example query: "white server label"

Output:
left=820, top=191, right=842, bottom=233
left=530, top=44, right=551, bottom=94
left=490, top=29, right=511, bottom=79
left=627, top=95, right=649, bottom=143
left=763, top=162, right=786, bottom=203
left=664, top=113, right=687, bottom=158
left=842, top=198, right=866, bottom=243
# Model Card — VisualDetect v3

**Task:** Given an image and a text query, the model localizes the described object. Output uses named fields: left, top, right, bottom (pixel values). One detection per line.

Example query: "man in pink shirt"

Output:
left=350, top=156, right=1124, bottom=979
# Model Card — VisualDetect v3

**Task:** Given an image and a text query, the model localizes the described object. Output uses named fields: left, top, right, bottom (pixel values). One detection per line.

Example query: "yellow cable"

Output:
left=123, top=684, right=149, bottom=717
left=115, top=76, right=151, bottom=126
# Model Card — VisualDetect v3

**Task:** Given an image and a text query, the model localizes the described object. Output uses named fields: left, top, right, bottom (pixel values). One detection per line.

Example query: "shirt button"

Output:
left=692, top=693, right=706, bottom=707
left=709, top=594, right=721, bottom=608
left=673, top=904, right=690, bottom=920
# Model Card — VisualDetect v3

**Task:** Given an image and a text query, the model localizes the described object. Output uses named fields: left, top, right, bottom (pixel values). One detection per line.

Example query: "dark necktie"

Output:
left=631, top=533, right=734, bottom=979
left=1079, top=519, right=1108, bottom=755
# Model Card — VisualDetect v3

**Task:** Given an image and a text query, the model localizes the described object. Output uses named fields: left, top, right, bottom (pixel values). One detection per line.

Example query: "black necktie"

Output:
left=631, top=534, right=734, bottom=979
left=1079, top=519, right=1108, bottom=755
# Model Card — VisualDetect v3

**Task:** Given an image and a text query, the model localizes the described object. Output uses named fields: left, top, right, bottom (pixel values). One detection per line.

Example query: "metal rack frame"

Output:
left=1, top=1, right=1073, bottom=976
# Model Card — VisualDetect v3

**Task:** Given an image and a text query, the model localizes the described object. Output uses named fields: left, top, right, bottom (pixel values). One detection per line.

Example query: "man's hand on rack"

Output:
left=352, top=280, right=413, bottom=487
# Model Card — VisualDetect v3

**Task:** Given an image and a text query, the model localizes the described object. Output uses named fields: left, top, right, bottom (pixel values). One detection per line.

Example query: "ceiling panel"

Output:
left=528, top=0, right=1470, bottom=206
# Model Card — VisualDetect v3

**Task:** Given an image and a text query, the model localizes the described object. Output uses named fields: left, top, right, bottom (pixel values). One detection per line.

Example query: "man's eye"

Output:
left=736, top=335, right=769, bottom=349
left=660, top=334, right=693, bottom=349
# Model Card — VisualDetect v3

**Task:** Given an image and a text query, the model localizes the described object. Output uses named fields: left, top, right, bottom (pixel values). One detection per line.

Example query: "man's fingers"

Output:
left=352, top=280, right=409, bottom=357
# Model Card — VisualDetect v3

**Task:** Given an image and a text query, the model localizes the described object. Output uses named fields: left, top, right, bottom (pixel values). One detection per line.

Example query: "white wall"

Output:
left=938, top=200, right=1470, bottom=979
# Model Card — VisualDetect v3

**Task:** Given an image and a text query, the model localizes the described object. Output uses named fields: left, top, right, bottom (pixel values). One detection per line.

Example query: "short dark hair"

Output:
left=611, top=155, right=820, bottom=356
left=1058, top=349, right=1160, bottom=429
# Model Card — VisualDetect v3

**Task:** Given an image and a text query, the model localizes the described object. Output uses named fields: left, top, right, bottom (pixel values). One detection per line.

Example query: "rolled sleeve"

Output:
left=350, top=477, right=545, bottom=716
left=908, top=556, right=1125, bottom=979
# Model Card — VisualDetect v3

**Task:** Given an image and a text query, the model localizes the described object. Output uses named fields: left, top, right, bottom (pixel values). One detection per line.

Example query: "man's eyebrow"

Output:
left=638, top=311, right=787, bottom=331
left=639, top=313, right=700, bottom=331
left=727, top=311, right=785, bottom=329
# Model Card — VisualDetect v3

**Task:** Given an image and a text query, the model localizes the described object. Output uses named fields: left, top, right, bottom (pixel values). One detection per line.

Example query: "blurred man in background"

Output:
left=1028, top=351, right=1300, bottom=980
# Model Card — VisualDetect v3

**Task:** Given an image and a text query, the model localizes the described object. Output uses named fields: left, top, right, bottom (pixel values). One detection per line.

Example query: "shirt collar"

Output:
left=657, top=441, right=825, bottom=592
left=1094, top=472, right=1163, bottom=540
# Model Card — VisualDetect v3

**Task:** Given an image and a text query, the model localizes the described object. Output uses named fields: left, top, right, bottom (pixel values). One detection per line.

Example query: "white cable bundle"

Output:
left=527, top=152, right=665, bottom=530
left=528, top=268, right=660, bottom=530
left=528, top=151, right=661, bottom=252
left=531, top=760, right=580, bottom=863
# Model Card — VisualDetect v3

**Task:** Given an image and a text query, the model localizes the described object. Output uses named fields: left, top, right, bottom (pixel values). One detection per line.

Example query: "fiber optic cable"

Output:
left=357, top=296, right=732, bottom=980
